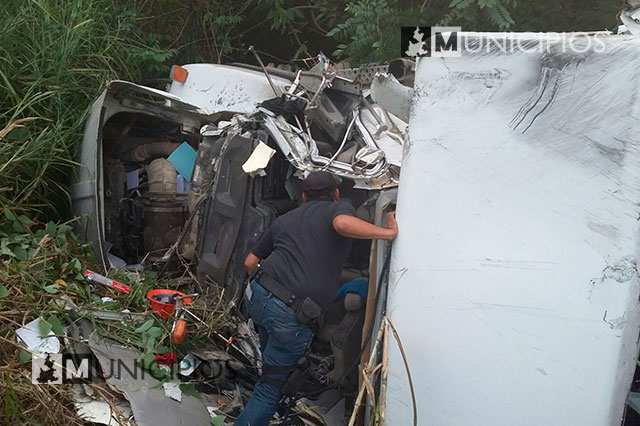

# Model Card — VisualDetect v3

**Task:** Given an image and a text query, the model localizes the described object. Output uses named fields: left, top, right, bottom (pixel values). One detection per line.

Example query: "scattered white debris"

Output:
left=163, top=381, right=183, bottom=402
left=88, top=337, right=216, bottom=426
left=75, top=399, right=133, bottom=425
left=16, top=317, right=60, bottom=353
left=242, top=141, right=276, bottom=176
left=207, top=406, right=219, bottom=418
left=179, top=353, right=202, bottom=377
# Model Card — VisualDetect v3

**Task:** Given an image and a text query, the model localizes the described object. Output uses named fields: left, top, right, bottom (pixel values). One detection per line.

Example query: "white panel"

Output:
left=168, top=64, right=290, bottom=114
left=386, top=33, right=640, bottom=426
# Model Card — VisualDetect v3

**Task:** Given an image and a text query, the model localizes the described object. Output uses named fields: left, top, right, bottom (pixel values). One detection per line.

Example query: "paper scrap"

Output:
left=242, top=141, right=276, bottom=176
left=163, top=381, right=182, bottom=402
left=179, top=353, right=202, bottom=377
left=75, top=399, right=133, bottom=425
left=16, top=318, right=60, bottom=354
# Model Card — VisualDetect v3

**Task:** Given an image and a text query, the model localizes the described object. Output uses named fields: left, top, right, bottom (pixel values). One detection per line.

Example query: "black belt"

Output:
left=250, top=267, right=323, bottom=331
left=252, top=268, right=302, bottom=312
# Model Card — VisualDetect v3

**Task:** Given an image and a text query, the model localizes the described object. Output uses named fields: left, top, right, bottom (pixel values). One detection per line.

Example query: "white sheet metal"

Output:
left=386, top=33, right=640, bottom=426
left=370, top=73, right=413, bottom=122
left=168, top=64, right=290, bottom=114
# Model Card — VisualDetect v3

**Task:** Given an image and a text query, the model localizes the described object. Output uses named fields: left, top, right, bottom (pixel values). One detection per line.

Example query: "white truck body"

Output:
left=386, top=33, right=640, bottom=426
left=167, top=64, right=291, bottom=114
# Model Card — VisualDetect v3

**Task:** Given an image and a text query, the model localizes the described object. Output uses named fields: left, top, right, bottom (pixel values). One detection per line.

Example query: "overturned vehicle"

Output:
left=71, top=55, right=409, bottom=422
left=71, top=29, right=640, bottom=426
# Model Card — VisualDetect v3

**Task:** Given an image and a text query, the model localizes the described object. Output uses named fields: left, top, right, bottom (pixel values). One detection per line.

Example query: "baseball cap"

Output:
left=302, top=171, right=338, bottom=192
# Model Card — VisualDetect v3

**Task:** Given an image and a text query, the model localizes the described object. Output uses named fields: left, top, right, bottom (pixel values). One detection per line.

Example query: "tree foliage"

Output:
left=326, top=0, right=621, bottom=64
left=441, top=0, right=517, bottom=30
left=327, top=0, right=402, bottom=64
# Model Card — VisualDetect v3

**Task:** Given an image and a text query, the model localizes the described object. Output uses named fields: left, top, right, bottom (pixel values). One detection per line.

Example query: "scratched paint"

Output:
left=167, top=64, right=291, bottom=114
left=386, top=33, right=640, bottom=426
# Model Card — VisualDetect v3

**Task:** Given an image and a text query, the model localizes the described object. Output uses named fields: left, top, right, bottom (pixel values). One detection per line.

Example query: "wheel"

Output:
left=172, top=319, right=187, bottom=345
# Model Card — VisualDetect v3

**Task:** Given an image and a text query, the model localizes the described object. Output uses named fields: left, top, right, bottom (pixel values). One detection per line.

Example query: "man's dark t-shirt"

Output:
left=252, top=200, right=355, bottom=311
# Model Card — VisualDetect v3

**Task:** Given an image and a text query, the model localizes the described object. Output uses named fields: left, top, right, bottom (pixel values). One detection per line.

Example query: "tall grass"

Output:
left=0, top=3, right=175, bottom=423
left=0, top=0, right=174, bottom=221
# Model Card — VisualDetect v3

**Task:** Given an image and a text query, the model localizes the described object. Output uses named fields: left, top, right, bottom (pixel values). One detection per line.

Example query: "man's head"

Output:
left=302, top=171, right=339, bottom=202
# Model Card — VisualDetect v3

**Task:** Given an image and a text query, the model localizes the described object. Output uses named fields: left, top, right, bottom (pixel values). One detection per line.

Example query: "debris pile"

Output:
left=0, top=208, right=252, bottom=425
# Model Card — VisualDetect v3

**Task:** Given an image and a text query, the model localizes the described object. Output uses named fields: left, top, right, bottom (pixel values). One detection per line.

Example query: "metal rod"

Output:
left=387, top=317, right=418, bottom=426
left=379, top=321, right=390, bottom=425
left=308, top=75, right=327, bottom=107
left=248, top=46, right=281, bottom=97
left=348, top=319, right=386, bottom=426
left=362, top=96, right=385, bottom=127
left=322, top=109, right=358, bottom=171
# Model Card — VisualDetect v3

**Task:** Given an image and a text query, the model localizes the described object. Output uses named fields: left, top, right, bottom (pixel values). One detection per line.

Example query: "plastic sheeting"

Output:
left=386, top=33, right=640, bottom=426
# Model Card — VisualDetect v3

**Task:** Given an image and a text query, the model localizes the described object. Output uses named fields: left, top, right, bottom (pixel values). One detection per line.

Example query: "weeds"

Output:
left=0, top=207, right=95, bottom=425
left=0, top=207, right=233, bottom=424
left=0, top=0, right=174, bottom=220
left=0, top=9, right=178, bottom=419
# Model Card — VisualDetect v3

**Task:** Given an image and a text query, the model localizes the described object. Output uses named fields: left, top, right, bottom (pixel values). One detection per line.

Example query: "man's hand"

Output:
left=244, top=253, right=260, bottom=275
left=384, top=211, right=398, bottom=240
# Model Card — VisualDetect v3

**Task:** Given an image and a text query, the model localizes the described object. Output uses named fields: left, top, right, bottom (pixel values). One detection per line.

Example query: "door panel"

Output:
left=197, top=135, right=254, bottom=295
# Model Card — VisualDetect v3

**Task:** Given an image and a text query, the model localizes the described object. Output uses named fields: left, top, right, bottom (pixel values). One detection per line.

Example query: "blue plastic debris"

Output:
left=335, top=278, right=368, bottom=301
left=167, top=142, right=197, bottom=181
left=176, top=175, right=191, bottom=193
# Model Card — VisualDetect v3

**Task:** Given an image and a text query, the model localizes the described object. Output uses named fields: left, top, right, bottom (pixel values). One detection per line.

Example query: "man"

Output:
left=235, top=171, right=398, bottom=426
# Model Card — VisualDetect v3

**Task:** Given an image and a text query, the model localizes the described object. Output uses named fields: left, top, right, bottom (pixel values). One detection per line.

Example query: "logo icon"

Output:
left=32, top=353, right=63, bottom=384
left=32, top=353, right=97, bottom=384
left=401, top=26, right=461, bottom=58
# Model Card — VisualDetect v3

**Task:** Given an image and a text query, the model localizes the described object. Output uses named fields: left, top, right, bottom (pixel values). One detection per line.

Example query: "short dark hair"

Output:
left=303, top=187, right=335, bottom=201
left=302, top=171, right=338, bottom=192
left=301, top=171, right=338, bottom=201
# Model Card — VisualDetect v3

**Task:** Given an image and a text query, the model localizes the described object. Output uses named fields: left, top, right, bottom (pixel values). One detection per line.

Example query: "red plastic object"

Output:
left=155, top=352, right=178, bottom=368
left=84, top=270, right=130, bottom=294
left=146, top=289, right=192, bottom=320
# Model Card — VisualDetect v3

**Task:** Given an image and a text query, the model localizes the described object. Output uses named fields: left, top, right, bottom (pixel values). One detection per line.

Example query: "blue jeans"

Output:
left=235, top=280, right=313, bottom=426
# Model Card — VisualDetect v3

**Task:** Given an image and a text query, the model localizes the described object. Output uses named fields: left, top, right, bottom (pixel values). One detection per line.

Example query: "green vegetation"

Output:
left=0, top=0, right=174, bottom=220
left=0, top=206, right=232, bottom=424
left=328, top=0, right=620, bottom=64
left=0, top=207, right=94, bottom=425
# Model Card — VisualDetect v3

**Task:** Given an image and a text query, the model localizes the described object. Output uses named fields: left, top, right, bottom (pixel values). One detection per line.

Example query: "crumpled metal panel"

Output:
left=370, top=73, right=413, bottom=122
left=386, top=33, right=640, bottom=426
left=197, top=134, right=254, bottom=293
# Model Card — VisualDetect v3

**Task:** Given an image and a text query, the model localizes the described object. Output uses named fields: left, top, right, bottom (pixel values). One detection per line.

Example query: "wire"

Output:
left=618, top=7, right=629, bottom=22
left=386, top=317, right=417, bottom=426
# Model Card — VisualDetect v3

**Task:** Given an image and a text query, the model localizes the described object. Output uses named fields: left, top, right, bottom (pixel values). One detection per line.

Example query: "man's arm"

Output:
left=333, top=211, right=398, bottom=241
